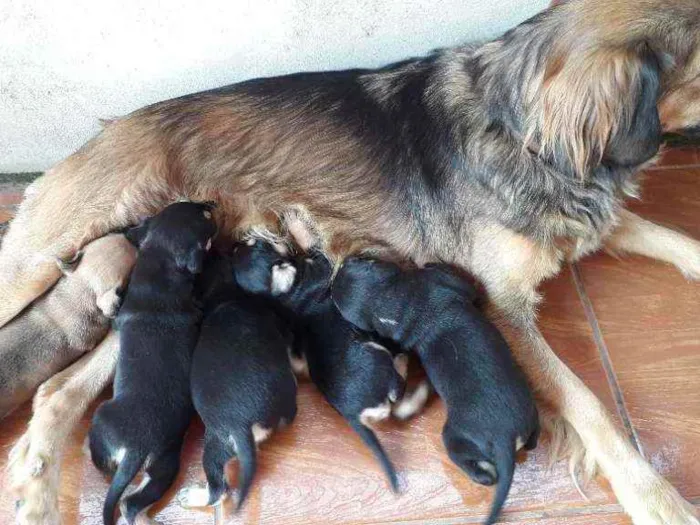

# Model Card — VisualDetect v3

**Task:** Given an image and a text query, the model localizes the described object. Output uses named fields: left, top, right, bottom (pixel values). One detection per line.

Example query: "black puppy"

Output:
left=177, top=252, right=297, bottom=511
left=231, top=237, right=405, bottom=491
left=89, top=201, right=216, bottom=525
left=331, top=258, right=540, bottom=525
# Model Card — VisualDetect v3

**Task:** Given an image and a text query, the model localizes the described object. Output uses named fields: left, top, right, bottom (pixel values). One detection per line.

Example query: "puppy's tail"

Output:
left=235, top=429, right=257, bottom=511
left=351, top=420, right=399, bottom=492
left=485, top=444, right=516, bottom=525
left=103, top=452, right=144, bottom=525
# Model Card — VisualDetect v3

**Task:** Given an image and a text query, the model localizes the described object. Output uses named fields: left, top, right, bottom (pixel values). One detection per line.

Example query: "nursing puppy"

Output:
left=332, top=258, right=540, bottom=525
left=231, top=237, right=406, bottom=491
left=178, top=252, right=297, bottom=511
left=0, top=233, right=136, bottom=419
left=89, top=201, right=216, bottom=525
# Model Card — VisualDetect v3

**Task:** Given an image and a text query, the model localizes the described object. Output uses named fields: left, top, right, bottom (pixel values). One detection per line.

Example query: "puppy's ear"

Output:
left=529, top=42, right=662, bottom=177
left=124, top=219, right=151, bottom=247
left=55, top=251, right=84, bottom=275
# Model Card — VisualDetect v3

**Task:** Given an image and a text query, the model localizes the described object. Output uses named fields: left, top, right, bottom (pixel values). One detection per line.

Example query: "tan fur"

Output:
left=605, top=209, right=700, bottom=279
left=524, top=0, right=700, bottom=178
left=9, top=330, right=120, bottom=525
left=0, top=234, right=136, bottom=417
left=529, top=47, right=652, bottom=178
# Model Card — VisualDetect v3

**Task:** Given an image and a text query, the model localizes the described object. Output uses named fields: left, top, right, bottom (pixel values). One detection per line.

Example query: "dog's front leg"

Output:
left=10, top=330, right=120, bottom=525
left=484, top=285, right=698, bottom=525
left=605, top=209, right=700, bottom=279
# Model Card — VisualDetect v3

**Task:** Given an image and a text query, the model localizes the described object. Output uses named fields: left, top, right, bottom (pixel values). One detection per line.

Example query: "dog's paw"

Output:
left=673, top=239, right=700, bottom=281
left=177, top=484, right=211, bottom=508
left=617, top=467, right=699, bottom=525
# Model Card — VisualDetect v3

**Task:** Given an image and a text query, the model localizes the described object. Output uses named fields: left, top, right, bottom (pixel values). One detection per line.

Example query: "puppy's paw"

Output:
left=392, top=354, right=409, bottom=380
left=271, top=263, right=296, bottom=295
left=392, top=380, right=432, bottom=421
left=97, top=287, right=122, bottom=318
left=177, top=484, right=211, bottom=508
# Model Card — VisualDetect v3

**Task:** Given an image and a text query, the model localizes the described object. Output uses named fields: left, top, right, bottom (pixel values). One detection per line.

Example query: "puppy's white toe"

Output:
left=177, top=484, right=211, bottom=508
left=271, top=264, right=297, bottom=295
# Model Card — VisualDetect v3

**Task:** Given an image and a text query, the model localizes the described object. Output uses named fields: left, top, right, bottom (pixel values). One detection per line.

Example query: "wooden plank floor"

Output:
left=0, top=147, right=698, bottom=524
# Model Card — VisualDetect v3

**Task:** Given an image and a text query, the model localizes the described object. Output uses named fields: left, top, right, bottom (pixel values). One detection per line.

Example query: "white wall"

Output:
left=0, top=0, right=548, bottom=172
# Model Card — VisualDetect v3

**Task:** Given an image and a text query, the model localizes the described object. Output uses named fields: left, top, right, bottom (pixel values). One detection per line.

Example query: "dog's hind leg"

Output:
left=10, top=330, right=119, bottom=525
left=0, top=122, right=174, bottom=328
left=605, top=209, right=700, bottom=280
left=178, top=431, right=232, bottom=509
left=120, top=444, right=181, bottom=525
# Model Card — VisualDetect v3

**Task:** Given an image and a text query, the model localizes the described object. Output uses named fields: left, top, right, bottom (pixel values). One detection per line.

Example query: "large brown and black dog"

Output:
left=2, top=0, right=699, bottom=523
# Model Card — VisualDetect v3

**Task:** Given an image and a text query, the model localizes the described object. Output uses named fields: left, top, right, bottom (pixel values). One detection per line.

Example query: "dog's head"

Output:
left=126, top=201, right=217, bottom=274
left=521, top=0, right=700, bottom=177
left=331, top=257, right=403, bottom=332
left=56, top=234, right=137, bottom=318
left=231, top=236, right=297, bottom=296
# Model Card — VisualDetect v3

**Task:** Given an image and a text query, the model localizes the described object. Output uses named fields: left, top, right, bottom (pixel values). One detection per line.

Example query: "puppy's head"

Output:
left=231, top=237, right=296, bottom=296
left=56, top=234, right=137, bottom=318
left=331, top=257, right=402, bottom=332
left=126, top=201, right=217, bottom=274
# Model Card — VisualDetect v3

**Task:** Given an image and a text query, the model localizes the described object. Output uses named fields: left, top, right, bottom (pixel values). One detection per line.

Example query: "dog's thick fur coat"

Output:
left=1, top=1, right=700, bottom=523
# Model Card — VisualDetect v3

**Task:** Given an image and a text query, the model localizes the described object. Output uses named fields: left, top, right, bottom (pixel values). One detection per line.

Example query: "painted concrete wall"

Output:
left=0, top=0, right=548, bottom=172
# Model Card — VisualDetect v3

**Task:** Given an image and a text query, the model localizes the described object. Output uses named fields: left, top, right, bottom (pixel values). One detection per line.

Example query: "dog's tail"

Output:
left=484, top=443, right=516, bottom=525
left=351, top=420, right=399, bottom=492
left=103, top=451, right=145, bottom=525
left=235, top=429, right=257, bottom=511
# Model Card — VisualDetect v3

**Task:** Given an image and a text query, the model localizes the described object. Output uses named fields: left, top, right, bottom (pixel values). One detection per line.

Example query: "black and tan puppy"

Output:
left=177, top=252, right=297, bottom=511
left=88, top=201, right=216, bottom=525
left=331, top=258, right=540, bottom=525
left=230, top=237, right=406, bottom=491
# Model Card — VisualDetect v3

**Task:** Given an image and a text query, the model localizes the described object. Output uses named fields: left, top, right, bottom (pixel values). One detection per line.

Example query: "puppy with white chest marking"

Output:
left=177, top=252, right=297, bottom=512
left=0, top=234, right=136, bottom=419
left=331, top=258, right=540, bottom=525
left=231, top=237, right=406, bottom=491
left=88, top=202, right=216, bottom=525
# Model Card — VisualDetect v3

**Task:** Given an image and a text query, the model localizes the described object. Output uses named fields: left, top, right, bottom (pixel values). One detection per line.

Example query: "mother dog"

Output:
left=1, top=1, right=699, bottom=523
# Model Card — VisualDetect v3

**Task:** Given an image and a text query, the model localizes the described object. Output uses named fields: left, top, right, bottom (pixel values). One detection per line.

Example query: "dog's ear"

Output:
left=124, top=219, right=151, bottom=247
left=529, top=42, right=662, bottom=177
